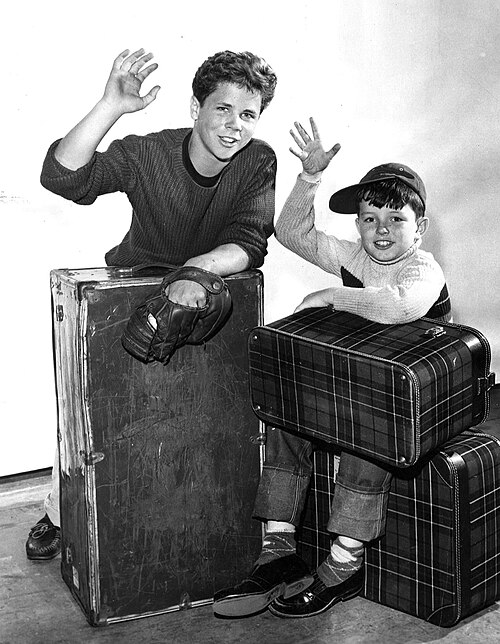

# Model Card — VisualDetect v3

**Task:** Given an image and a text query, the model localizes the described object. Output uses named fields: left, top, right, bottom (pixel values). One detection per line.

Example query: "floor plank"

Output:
left=2, top=387, right=500, bottom=643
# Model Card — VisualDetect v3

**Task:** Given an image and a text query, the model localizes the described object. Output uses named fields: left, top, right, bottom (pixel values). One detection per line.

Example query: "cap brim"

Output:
left=328, top=175, right=424, bottom=214
left=328, top=181, right=376, bottom=214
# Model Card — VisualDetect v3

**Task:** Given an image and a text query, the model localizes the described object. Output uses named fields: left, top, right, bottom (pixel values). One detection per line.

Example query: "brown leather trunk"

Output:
left=51, top=267, right=264, bottom=625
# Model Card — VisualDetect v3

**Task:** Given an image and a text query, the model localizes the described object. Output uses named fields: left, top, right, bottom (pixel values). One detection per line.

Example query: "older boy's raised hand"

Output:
left=290, top=118, right=340, bottom=179
left=102, top=49, right=161, bottom=116
left=54, top=48, right=161, bottom=171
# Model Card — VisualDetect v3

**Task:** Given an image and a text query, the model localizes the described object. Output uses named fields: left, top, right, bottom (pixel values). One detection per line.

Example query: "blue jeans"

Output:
left=253, top=427, right=393, bottom=542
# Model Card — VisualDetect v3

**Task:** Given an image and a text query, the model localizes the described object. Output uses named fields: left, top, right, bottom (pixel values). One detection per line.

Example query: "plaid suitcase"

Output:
left=51, top=267, right=264, bottom=625
left=249, top=308, right=495, bottom=467
left=296, top=430, right=500, bottom=627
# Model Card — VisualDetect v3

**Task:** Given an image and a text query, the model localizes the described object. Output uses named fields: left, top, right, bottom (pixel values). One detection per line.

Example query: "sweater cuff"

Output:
left=43, top=139, right=96, bottom=178
left=298, top=171, right=322, bottom=184
left=328, top=287, right=362, bottom=316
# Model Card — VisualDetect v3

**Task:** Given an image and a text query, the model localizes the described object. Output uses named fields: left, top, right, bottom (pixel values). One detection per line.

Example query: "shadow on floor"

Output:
left=2, top=387, right=500, bottom=644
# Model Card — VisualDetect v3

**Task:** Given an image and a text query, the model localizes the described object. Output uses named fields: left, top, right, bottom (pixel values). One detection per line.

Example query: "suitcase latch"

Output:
left=250, top=432, right=266, bottom=445
left=424, top=326, right=445, bottom=338
left=80, top=450, right=105, bottom=465
left=477, top=372, right=496, bottom=395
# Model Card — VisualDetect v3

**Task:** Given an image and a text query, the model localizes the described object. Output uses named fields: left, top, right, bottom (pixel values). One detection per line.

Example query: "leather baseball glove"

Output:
left=121, top=267, right=232, bottom=365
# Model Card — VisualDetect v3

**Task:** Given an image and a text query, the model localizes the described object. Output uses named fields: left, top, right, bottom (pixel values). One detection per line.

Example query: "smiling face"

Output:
left=356, top=200, right=429, bottom=262
left=189, top=82, right=262, bottom=176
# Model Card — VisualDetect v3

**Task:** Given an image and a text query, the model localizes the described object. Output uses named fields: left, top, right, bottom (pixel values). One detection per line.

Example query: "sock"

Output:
left=317, top=537, right=364, bottom=587
left=255, top=531, right=296, bottom=566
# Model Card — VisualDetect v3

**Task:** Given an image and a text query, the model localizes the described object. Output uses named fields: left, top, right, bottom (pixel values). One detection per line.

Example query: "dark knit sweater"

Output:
left=40, top=128, right=277, bottom=268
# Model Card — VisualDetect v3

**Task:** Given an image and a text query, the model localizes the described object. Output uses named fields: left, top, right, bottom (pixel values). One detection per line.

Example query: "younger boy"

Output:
left=213, top=118, right=451, bottom=618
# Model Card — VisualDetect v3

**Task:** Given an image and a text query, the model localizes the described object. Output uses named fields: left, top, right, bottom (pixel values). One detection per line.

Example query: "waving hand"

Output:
left=289, top=117, right=341, bottom=176
left=54, top=48, right=161, bottom=170
left=102, top=48, right=160, bottom=115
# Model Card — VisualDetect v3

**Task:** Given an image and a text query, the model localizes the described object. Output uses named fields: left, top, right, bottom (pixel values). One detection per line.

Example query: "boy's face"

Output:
left=356, top=200, right=429, bottom=262
left=189, top=82, right=262, bottom=175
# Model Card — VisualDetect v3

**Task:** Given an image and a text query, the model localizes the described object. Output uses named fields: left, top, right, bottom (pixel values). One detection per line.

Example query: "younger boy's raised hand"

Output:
left=290, top=118, right=340, bottom=178
left=102, top=49, right=161, bottom=116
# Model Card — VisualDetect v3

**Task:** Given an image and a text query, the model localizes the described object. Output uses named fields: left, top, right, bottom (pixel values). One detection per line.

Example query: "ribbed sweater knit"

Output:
left=40, top=128, right=276, bottom=268
left=276, top=178, right=451, bottom=324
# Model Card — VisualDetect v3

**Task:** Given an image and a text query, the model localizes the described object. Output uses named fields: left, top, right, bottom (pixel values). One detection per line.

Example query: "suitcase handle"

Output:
left=112, top=263, right=179, bottom=277
left=424, top=325, right=446, bottom=338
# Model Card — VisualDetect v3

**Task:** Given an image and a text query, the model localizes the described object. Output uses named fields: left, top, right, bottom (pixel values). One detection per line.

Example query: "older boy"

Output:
left=27, top=48, right=277, bottom=561
left=213, top=118, right=450, bottom=618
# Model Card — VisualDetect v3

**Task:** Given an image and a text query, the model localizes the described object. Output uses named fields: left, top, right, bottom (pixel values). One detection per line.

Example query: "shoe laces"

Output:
left=30, top=523, right=53, bottom=539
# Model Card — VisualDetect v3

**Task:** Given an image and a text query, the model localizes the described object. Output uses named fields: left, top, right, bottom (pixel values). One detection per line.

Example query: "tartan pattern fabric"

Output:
left=296, top=431, right=500, bottom=627
left=249, top=308, right=491, bottom=467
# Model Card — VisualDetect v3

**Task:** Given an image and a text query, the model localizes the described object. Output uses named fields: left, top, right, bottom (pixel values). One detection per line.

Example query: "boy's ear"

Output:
left=416, top=216, right=429, bottom=239
left=190, top=96, right=200, bottom=121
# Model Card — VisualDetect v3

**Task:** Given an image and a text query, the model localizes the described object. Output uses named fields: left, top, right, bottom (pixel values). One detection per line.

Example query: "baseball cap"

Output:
left=328, top=162, right=426, bottom=214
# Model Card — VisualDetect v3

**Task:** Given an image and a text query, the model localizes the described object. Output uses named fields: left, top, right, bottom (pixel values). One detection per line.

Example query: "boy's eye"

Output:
left=242, top=112, right=256, bottom=121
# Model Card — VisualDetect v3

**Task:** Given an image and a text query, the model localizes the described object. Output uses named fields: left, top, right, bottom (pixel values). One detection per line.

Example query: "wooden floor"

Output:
left=2, top=389, right=500, bottom=644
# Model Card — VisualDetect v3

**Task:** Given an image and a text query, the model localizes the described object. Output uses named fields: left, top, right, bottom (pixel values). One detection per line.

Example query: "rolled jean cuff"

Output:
left=327, top=480, right=390, bottom=542
left=44, top=448, right=61, bottom=528
left=44, top=492, right=60, bottom=528
left=253, top=466, right=310, bottom=525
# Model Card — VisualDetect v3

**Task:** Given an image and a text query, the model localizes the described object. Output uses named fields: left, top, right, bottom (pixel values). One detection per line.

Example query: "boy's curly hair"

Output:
left=192, top=51, right=277, bottom=113
left=355, top=178, right=425, bottom=219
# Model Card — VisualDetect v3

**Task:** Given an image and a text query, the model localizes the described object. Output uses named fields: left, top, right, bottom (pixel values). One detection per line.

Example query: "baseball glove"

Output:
left=121, top=266, right=232, bottom=365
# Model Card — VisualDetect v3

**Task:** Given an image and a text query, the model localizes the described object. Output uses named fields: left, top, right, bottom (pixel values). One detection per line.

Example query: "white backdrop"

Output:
left=2, top=0, right=499, bottom=475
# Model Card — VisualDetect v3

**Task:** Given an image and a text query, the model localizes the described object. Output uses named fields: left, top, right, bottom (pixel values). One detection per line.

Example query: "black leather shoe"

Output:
left=213, top=554, right=314, bottom=618
left=26, top=514, right=61, bottom=561
left=269, top=568, right=364, bottom=618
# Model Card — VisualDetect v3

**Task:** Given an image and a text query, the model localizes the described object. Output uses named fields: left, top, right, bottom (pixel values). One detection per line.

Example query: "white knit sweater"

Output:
left=275, top=177, right=450, bottom=324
